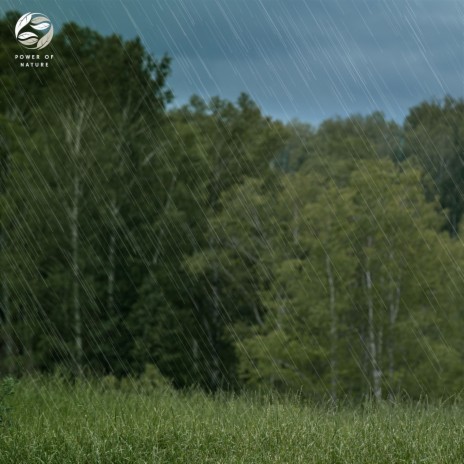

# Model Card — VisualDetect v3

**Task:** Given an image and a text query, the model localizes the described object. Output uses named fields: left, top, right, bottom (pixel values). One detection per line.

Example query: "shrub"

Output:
left=0, top=377, right=15, bottom=426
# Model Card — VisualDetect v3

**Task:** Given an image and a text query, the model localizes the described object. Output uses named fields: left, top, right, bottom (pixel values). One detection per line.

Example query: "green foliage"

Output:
left=230, top=160, right=463, bottom=400
left=404, top=97, right=464, bottom=234
left=0, top=11, right=463, bottom=402
left=0, top=377, right=15, bottom=426
left=101, top=363, right=172, bottom=394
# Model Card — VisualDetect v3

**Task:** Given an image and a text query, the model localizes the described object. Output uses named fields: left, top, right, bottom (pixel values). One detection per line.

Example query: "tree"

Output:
left=404, top=97, right=464, bottom=235
left=182, top=94, right=287, bottom=390
left=237, top=159, right=464, bottom=400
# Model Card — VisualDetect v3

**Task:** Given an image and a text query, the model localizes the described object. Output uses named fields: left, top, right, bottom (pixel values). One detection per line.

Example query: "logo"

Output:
left=15, top=12, right=53, bottom=50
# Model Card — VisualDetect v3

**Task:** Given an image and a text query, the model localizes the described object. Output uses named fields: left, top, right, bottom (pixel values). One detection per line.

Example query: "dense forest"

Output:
left=1, top=11, right=464, bottom=402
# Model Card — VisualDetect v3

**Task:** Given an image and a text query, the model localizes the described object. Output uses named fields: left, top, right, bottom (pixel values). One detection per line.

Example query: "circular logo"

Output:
left=15, top=12, right=54, bottom=50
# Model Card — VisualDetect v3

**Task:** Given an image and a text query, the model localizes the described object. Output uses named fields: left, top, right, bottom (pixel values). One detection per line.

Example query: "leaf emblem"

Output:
left=31, top=22, right=50, bottom=31
left=31, top=15, right=49, bottom=25
left=36, top=26, right=54, bottom=50
left=15, top=12, right=32, bottom=38
left=15, top=12, right=53, bottom=49
left=18, top=37, right=39, bottom=47
left=18, top=32, right=38, bottom=40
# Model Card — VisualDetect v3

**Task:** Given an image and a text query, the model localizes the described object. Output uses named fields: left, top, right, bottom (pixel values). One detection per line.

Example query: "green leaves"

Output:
left=1, top=8, right=464, bottom=399
left=0, top=377, right=15, bottom=426
left=234, top=158, right=463, bottom=399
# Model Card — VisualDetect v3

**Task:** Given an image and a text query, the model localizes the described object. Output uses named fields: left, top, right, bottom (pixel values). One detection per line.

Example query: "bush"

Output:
left=0, top=377, right=15, bottom=426
left=101, top=364, right=172, bottom=394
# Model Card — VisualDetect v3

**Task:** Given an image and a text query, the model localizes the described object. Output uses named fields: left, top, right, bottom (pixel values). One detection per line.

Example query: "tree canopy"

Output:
left=1, top=12, right=463, bottom=401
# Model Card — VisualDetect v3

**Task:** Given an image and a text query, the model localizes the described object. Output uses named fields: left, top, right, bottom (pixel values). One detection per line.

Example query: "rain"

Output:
left=0, top=0, right=463, bottom=462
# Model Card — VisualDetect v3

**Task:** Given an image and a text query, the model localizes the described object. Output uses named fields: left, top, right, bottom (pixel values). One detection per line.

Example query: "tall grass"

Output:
left=0, top=377, right=463, bottom=463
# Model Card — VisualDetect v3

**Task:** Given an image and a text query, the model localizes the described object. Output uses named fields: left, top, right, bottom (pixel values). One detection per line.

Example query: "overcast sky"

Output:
left=2, top=0, right=463, bottom=124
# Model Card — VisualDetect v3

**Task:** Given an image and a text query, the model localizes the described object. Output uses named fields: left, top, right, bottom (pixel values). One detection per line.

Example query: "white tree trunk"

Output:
left=1, top=273, right=13, bottom=371
left=70, top=176, right=82, bottom=376
left=326, top=252, right=337, bottom=403
left=107, top=199, right=118, bottom=313
left=207, top=159, right=221, bottom=391
left=388, top=282, right=400, bottom=396
left=64, top=102, right=87, bottom=377
left=209, top=258, right=221, bottom=389
left=192, top=336, right=199, bottom=378
left=71, top=174, right=83, bottom=376
left=366, top=237, right=381, bottom=400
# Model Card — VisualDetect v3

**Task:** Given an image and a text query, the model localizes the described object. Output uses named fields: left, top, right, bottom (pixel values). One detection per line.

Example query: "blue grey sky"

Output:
left=2, top=0, right=463, bottom=124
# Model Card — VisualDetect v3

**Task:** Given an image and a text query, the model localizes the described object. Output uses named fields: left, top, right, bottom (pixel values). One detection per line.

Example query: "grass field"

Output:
left=0, top=377, right=463, bottom=463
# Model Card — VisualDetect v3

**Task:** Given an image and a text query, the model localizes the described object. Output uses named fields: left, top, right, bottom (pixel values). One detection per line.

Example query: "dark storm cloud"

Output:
left=2, top=0, right=463, bottom=124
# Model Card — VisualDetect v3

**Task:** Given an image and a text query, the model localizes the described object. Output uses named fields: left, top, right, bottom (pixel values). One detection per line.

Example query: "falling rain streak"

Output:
left=0, top=1, right=463, bottom=461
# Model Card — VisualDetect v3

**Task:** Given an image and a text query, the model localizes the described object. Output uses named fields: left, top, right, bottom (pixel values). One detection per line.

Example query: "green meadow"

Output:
left=1, top=377, right=463, bottom=464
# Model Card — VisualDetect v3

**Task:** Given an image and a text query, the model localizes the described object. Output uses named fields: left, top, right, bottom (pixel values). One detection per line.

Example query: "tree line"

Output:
left=1, top=12, right=464, bottom=401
